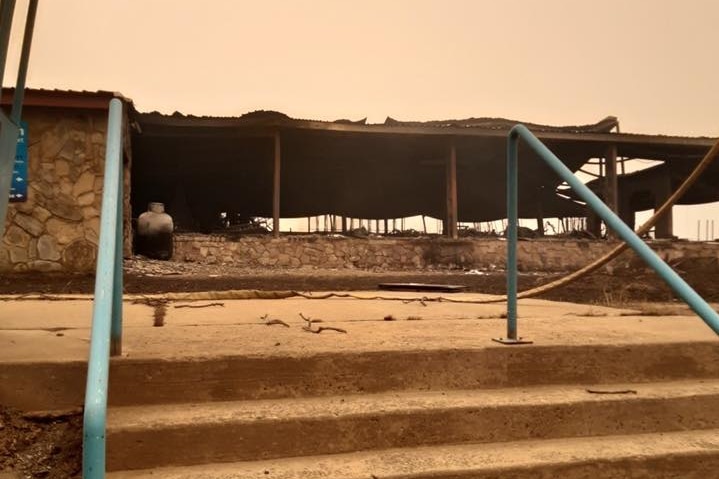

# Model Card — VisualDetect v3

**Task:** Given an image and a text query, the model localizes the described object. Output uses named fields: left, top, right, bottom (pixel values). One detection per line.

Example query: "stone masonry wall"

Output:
left=0, top=106, right=131, bottom=272
left=174, top=234, right=719, bottom=272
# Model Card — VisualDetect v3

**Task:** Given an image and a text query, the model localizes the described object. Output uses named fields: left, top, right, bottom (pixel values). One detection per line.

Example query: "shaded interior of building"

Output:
left=129, top=110, right=717, bottom=239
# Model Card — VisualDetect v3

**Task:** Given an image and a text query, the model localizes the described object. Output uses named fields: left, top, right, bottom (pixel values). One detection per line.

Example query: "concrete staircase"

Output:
left=97, top=341, right=719, bottom=478
left=3, top=298, right=719, bottom=478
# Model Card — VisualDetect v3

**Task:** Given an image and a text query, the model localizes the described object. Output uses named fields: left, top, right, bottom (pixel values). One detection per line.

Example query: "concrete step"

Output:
left=106, top=428, right=719, bottom=478
left=5, top=341, right=719, bottom=411
left=106, top=379, right=719, bottom=471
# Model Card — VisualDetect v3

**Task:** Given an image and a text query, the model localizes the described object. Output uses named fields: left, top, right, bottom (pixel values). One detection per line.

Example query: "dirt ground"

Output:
left=1, top=255, right=718, bottom=478
left=0, top=407, right=82, bottom=479
left=1, top=255, right=718, bottom=304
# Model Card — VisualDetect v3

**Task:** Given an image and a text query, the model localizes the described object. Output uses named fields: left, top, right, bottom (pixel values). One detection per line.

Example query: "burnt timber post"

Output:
left=446, top=139, right=459, bottom=239
left=603, top=144, right=618, bottom=237
left=655, top=174, right=674, bottom=238
left=273, top=131, right=281, bottom=238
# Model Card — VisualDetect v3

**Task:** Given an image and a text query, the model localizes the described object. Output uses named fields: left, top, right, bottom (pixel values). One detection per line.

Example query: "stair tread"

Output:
left=106, top=428, right=719, bottom=478
left=107, top=378, right=719, bottom=430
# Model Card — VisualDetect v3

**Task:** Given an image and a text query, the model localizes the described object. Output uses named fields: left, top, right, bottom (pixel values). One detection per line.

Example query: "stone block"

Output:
left=55, top=159, right=70, bottom=177
left=46, top=218, right=83, bottom=244
left=77, top=192, right=95, bottom=206
left=82, top=206, right=100, bottom=220
left=32, top=206, right=52, bottom=224
left=47, top=194, right=83, bottom=221
left=4, top=225, right=30, bottom=247
left=28, top=238, right=37, bottom=259
left=29, top=260, right=62, bottom=272
left=9, top=246, right=28, bottom=263
left=40, top=126, right=67, bottom=159
left=37, top=234, right=61, bottom=261
left=59, top=178, right=74, bottom=196
left=12, top=199, right=35, bottom=214
left=63, top=239, right=96, bottom=271
left=73, top=171, right=96, bottom=196
left=14, top=213, right=44, bottom=236
left=0, top=246, right=10, bottom=267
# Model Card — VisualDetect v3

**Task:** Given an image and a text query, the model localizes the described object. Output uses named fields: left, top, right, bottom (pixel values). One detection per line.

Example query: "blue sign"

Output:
left=9, top=121, right=28, bottom=202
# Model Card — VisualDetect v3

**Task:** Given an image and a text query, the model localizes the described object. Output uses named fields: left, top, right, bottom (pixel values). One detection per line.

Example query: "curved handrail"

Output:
left=499, top=124, right=719, bottom=343
left=83, top=98, right=125, bottom=478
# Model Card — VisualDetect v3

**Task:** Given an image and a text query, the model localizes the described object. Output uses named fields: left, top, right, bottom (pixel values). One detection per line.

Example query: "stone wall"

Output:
left=0, top=105, right=131, bottom=272
left=174, top=234, right=719, bottom=272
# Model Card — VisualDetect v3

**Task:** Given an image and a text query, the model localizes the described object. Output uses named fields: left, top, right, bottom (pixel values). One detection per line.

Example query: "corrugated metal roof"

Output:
left=0, top=87, right=132, bottom=109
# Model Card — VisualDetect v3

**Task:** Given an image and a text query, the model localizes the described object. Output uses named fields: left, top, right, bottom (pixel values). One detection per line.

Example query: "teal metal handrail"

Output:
left=499, top=124, right=719, bottom=343
left=0, top=0, right=38, bottom=241
left=83, top=98, right=125, bottom=478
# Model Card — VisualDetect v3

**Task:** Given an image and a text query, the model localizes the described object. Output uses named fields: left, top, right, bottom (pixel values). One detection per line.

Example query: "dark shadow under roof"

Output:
left=131, top=109, right=716, bottom=228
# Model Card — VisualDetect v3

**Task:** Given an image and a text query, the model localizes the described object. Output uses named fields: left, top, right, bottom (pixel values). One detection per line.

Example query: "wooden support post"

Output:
left=384, top=219, right=388, bottom=234
left=655, top=174, right=674, bottom=239
left=534, top=188, right=545, bottom=237
left=603, top=144, right=618, bottom=238
left=342, top=216, right=347, bottom=233
left=272, top=131, right=281, bottom=238
left=445, top=140, right=459, bottom=239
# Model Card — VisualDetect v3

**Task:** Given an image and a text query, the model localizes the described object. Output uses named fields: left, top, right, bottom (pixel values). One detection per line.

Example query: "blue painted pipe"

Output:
left=10, top=0, right=38, bottom=124
left=507, top=124, right=719, bottom=337
left=0, top=0, right=17, bottom=89
left=83, top=98, right=124, bottom=479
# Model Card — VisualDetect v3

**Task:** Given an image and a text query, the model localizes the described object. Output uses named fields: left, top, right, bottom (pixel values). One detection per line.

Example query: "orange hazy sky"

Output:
left=4, top=0, right=719, bottom=238
left=5, top=0, right=719, bottom=136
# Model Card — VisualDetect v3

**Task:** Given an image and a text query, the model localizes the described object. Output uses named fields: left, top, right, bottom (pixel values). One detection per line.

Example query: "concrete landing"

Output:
left=0, top=292, right=716, bottom=363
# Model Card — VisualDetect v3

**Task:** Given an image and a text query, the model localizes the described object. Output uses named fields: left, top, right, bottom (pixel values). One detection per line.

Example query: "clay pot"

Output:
left=136, top=202, right=174, bottom=260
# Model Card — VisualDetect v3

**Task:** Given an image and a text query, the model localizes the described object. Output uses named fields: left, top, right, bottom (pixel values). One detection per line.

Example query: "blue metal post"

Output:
left=0, top=0, right=17, bottom=88
left=10, top=0, right=38, bottom=123
left=0, top=0, right=18, bottom=242
left=493, top=130, right=532, bottom=345
left=0, top=0, right=37, bottom=242
left=506, top=132, right=518, bottom=338
left=509, top=124, right=719, bottom=337
left=83, top=99, right=124, bottom=479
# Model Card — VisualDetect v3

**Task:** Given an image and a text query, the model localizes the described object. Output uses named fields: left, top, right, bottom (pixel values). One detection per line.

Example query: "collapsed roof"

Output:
left=131, top=109, right=715, bottom=230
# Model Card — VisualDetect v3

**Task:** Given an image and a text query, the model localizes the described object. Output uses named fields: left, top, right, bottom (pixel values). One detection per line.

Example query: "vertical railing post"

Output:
left=506, top=131, right=518, bottom=338
left=83, top=98, right=124, bottom=478
left=493, top=128, right=532, bottom=345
